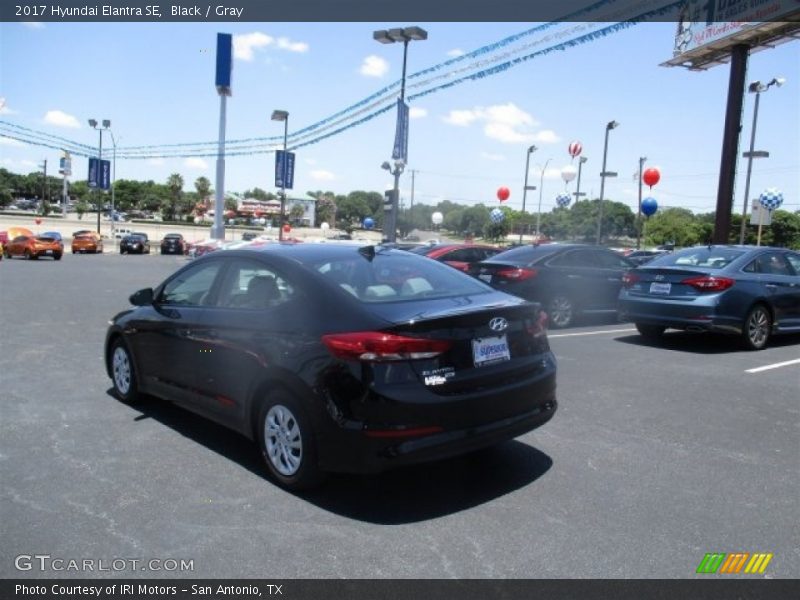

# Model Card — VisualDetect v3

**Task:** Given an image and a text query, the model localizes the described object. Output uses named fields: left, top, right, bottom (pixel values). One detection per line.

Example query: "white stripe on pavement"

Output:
left=548, top=327, right=636, bottom=339
left=745, top=359, right=800, bottom=374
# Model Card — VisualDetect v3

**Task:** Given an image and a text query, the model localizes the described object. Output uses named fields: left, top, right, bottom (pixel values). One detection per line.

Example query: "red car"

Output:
left=409, top=243, right=502, bottom=272
left=4, top=234, right=63, bottom=260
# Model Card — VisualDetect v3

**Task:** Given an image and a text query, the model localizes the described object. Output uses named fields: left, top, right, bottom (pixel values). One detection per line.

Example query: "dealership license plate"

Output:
left=45, top=250, right=53, bottom=255
left=649, top=282, right=671, bottom=295
left=472, top=335, right=510, bottom=367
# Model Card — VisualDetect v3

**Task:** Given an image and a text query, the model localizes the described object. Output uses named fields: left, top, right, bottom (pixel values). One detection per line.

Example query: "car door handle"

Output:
left=567, top=274, right=581, bottom=279
left=765, top=284, right=777, bottom=289
left=608, top=277, right=621, bottom=281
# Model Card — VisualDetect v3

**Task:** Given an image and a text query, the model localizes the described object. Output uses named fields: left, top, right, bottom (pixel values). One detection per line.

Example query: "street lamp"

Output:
left=271, top=109, right=289, bottom=241
left=738, top=77, right=785, bottom=244
left=519, top=145, right=537, bottom=244
left=535, top=158, right=552, bottom=237
left=88, top=118, right=110, bottom=234
left=108, top=130, right=119, bottom=241
left=573, top=156, right=588, bottom=203
left=373, top=26, right=427, bottom=243
left=595, top=120, right=619, bottom=245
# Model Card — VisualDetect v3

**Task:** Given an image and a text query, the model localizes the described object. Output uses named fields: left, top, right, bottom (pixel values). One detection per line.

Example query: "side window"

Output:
left=595, top=250, right=631, bottom=269
left=216, top=259, right=294, bottom=310
left=549, top=250, right=595, bottom=267
left=443, top=248, right=472, bottom=262
left=784, top=253, right=800, bottom=275
left=754, top=252, right=793, bottom=276
left=158, top=262, right=222, bottom=306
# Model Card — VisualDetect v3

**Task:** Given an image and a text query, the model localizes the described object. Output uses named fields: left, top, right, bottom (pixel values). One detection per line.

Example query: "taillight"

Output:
left=496, top=267, right=538, bottom=281
left=622, top=272, right=640, bottom=288
left=526, top=310, right=549, bottom=337
left=681, top=275, right=735, bottom=292
left=321, top=332, right=451, bottom=362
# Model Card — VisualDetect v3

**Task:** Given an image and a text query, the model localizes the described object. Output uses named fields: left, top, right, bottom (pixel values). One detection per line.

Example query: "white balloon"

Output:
left=431, top=211, right=444, bottom=225
left=561, top=165, right=577, bottom=183
left=320, top=222, right=330, bottom=230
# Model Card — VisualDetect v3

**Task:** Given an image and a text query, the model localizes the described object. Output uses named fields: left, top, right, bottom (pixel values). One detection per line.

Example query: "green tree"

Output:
left=644, top=207, right=705, bottom=247
left=164, top=173, right=184, bottom=221
left=194, top=176, right=211, bottom=203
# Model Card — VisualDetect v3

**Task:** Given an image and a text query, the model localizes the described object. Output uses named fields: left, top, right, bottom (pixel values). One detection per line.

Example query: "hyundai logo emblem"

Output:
left=489, top=317, right=508, bottom=332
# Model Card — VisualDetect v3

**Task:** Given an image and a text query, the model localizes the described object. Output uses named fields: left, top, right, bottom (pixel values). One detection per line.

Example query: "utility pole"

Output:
left=410, top=169, right=416, bottom=211
left=636, top=156, right=646, bottom=250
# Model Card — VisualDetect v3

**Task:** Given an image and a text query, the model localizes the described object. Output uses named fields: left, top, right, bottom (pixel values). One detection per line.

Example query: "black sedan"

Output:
left=105, top=244, right=557, bottom=490
left=160, top=233, right=185, bottom=255
left=472, top=244, right=636, bottom=328
left=120, top=234, right=151, bottom=254
left=618, top=245, right=800, bottom=350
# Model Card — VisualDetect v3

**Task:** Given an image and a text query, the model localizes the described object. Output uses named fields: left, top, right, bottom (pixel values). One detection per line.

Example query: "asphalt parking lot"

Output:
left=2, top=252, right=798, bottom=579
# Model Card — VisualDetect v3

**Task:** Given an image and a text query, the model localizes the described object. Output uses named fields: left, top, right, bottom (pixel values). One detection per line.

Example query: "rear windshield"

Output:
left=311, top=250, right=492, bottom=303
left=488, top=245, right=559, bottom=263
left=649, top=247, right=745, bottom=269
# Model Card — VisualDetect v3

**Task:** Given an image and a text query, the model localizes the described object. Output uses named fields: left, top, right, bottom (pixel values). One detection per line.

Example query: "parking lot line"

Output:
left=548, top=327, right=636, bottom=339
left=745, top=358, right=800, bottom=374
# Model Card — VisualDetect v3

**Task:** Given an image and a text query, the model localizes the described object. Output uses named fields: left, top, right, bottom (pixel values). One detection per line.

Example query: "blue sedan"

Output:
left=618, top=245, right=800, bottom=350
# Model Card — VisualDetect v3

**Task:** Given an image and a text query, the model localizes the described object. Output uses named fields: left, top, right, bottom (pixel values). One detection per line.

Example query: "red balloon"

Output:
left=497, top=186, right=510, bottom=202
left=282, top=224, right=291, bottom=233
left=642, top=167, right=661, bottom=188
left=568, top=141, right=582, bottom=158
left=34, top=217, right=42, bottom=225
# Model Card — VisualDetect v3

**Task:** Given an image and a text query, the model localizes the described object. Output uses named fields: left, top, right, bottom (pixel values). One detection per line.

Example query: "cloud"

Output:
left=446, top=49, right=465, bottom=57
left=0, top=137, right=24, bottom=147
left=360, top=55, right=389, bottom=77
left=304, top=158, right=317, bottom=165
left=43, top=110, right=80, bottom=128
left=147, top=158, right=165, bottom=166
left=443, top=103, right=558, bottom=145
left=480, top=152, right=505, bottom=161
left=409, top=107, right=427, bottom=119
left=310, top=170, right=335, bottom=181
left=233, top=32, right=309, bottom=61
left=183, top=158, right=208, bottom=170
left=22, top=22, right=44, bottom=29
left=0, top=158, right=37, bottom=168
left=234, top=32, right=273, bottom=61
left=276, top=37, right=309, bottom=53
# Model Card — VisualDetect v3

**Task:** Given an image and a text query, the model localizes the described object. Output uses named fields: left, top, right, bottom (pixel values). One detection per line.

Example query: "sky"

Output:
left=1, top=19, right=798, bottom=219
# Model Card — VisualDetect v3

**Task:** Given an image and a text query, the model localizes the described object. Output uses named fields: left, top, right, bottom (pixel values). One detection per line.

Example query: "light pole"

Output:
left=636, top=156, right=646, bottom=250
left=519, top=145, right=537, bottom=244
left=573, top=155, right=588, bottom=204
left=88, top=118, right=110, bottom=234
left=382, top=160, right=404, bottom=241
left=738, top=77, right=785, bottom=244
left=535, top=158, right=552, bottom=237
left=595, top=120, right=618, bottom=245
left=108, top=130, right=118, bottom=241
left=271, top=109, right=289, bottom=241
left=374, top=26, right=427, bottom=243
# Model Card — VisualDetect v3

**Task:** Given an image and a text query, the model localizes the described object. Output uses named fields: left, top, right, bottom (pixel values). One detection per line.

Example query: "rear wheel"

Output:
left=256, top=391, right=324, bottom=491
left=742, top=304, right=771, bottom=351
left=635, top=323, right=665, bottom=340
left=25, top=249, right=34, bottom=260
left=54, top=253, right=62, bottom=261
left=547, top=293, right=576, bottom=328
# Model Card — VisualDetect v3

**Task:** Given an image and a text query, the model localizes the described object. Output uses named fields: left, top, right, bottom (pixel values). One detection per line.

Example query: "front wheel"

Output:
left=547, top=293, right=576, bottom=329
left=256, top=391, right=324, bottom=491
left=110, top=338, right=140, bottom=403
left=54, top=253, right=62, bottom=261
left=742, top=304, right=771, bottom=351
left=635, top=323, right=665, bottom=340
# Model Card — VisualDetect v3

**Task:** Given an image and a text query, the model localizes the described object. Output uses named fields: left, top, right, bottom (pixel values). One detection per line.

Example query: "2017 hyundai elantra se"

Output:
left=618, top=245, right=800, bottom=350
left=105, top=244, right=557, bottom=490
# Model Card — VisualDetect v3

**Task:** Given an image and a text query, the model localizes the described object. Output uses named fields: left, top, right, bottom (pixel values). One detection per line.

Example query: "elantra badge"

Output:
left=489, top=317, right=508, bottom=332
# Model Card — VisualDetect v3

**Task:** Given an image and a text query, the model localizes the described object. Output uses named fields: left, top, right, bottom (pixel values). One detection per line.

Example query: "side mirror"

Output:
left=129, top=288, right=154, bottom=306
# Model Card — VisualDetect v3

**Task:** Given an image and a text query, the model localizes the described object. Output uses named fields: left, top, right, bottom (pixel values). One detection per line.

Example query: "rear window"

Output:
left=489, top=245, right=559, bottom=264
left=650, top=247, right=745, bottom=269
left=312, top=250, right=492, bottom=303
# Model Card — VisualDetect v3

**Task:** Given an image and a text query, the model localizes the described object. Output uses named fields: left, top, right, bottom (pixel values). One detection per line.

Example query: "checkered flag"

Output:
left=758, top=188, right=784, bottom=211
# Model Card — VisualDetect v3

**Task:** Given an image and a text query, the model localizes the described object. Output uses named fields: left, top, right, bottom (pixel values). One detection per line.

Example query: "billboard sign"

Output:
left=215, top=32, right=233, bottom=96
left=275, top=150, right=295, bottom=190
left=665, top=1, right=800, bottom=69
left=59, top=152, right=72, bottom=176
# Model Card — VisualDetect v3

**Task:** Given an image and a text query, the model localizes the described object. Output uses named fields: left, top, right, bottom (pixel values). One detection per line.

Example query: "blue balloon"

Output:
left=363, top=217, right=375, bottom=229
left=555, top=193, right=571, bottom=208
left=642, top=197, right=658, bottom=217
left=490, top=208, right=505, bottom=223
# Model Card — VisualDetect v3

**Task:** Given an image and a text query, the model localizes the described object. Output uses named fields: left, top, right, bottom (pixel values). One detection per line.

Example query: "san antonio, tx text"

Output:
left=16, top=584, right=279, bottom=596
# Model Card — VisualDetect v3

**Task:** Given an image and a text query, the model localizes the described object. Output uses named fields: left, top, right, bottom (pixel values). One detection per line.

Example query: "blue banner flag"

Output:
left=392, top=99, right=409, bottom=162
left=275, top=150, right=295, bottom=190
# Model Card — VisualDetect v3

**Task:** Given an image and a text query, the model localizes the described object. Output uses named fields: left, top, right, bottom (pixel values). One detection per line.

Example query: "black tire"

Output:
left=109, top=338, right=140, bottom=403
left=256, top=390, right=325, bottom=491
left=54, top=253, right=62, bottom=261
left=546, top=292, right=576, bottom=329
left=25, top=249, right=35, bottom=260
left=635, top=323, right=665, bottom=340
left=741, top=304, right=771, bottom=351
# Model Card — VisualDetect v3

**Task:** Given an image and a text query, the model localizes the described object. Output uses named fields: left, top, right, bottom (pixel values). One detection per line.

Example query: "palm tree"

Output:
left=165, top=173, right=184, bottom=221
left=194, top=176, right=211, bottom=206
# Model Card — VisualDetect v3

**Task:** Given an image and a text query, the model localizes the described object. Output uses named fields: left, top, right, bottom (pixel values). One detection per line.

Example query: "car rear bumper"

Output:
left=619, top=296, right=742, bottom=334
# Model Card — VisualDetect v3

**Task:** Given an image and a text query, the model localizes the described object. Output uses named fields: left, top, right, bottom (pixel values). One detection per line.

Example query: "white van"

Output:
left=114, top=228, right=133, bottom=239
